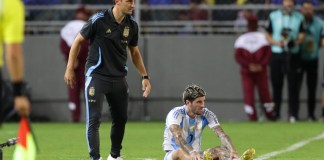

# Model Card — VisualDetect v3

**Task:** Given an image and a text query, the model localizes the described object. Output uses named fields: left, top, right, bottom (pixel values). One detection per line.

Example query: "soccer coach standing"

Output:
left=64, top=0, right=151, bottom=159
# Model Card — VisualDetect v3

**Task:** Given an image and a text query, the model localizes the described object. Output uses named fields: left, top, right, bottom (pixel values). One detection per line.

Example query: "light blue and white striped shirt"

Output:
left=163, top=105, right=219, bottom=151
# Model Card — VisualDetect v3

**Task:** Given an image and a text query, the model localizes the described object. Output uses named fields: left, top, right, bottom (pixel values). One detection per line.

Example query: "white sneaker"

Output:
left=289, top=116, right=296, bottom=123
left=107, top=155, right=123, bottom=160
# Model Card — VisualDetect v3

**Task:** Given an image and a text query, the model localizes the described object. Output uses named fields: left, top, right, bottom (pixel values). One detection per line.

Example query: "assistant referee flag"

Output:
left=13, top=116, right=37, bottom=160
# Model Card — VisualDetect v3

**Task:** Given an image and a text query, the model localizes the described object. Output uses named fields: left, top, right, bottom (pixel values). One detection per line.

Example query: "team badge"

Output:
left=106, top=28, right=111, bottom=34
left=123, top=26, right=129, bottom=37
left=190, top=125, right=195, bottom=132
left=89, top=87, right=95, bottom=96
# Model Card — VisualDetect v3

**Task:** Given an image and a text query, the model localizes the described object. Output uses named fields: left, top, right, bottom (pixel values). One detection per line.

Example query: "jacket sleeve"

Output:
left=60, top=38, right=70, bottom=61
left=235, top=48, right=250, bottom=68
left=258, top=45, right=272, bottom=66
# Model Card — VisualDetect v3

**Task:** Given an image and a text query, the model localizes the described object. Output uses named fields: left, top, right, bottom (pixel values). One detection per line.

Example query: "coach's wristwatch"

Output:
left=142, top=75, right=150, bottom=80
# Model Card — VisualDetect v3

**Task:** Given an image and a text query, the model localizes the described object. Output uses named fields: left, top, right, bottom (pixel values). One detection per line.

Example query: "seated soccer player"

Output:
left=162, top=84, right=255, bottom=160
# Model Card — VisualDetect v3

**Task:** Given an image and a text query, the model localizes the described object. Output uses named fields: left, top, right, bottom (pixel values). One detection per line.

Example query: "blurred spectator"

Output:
left=234, top=15, right=274, bottom=121
left=213, top=0, right=237, bottom=21
left=215, top=0, right=236, bottom=4
left=204, top=0, right=215, bottom=5
left=189, top=0, right=208, bottom=20
left=189, top=0, right=208, bottom=34
left=234, top=10, right=248, bottom=34
left=24, top=0, right=62, bottom=21
left=297, top=1, right=324, bottom=121
left=236, top=0, right=247, bottom=5
left=265, top=0, right=305, bottom=122
left=60, top=6, right=91, bottom=122
left=24, top=0, right=61, bottom=5
left=141, top=0, right=152, bottom=21
left=270, top=0, right=320, bottom=5
left=246, top=0, right=267, bottom=4
left=175, top=0, right=190, bottom=4
left=81, top=0, right=113, bottom=4
left=148, top=0, right=174, bottom=21
left=177, top=0, right=208, bottom=34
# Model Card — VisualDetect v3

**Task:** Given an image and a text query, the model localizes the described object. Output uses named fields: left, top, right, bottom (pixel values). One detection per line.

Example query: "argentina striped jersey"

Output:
left=163, top=105, right=219, bottom=151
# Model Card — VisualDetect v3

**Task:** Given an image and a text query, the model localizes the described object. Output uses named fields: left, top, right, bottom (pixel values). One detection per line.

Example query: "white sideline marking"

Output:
left=255, top=132, right=324, bottom=160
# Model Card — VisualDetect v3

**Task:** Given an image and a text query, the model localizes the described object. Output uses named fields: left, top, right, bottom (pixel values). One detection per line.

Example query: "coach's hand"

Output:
left=142, top=79, right=151, bottom=98
left=64, top=68, right=76, bottom=89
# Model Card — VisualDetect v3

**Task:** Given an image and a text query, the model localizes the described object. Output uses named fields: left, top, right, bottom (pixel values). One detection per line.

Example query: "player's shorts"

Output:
left=0, top=0, right=25, bottom=66
left=164, top=150, right=174, bottom=160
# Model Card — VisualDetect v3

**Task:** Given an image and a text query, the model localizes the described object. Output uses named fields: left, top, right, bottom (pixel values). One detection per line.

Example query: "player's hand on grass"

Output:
left=64, top=68, right=76, bottom=89
left=142, top=79, right=151, bottom=98
left=14, top=96, right=31, bottom=116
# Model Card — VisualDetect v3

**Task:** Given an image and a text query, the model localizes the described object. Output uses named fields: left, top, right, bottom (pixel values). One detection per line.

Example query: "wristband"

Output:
left=12, top=81, right=26, bottom=96
left=189, top=150, right=196, bottom=154
left=142, top=75, right=150, bottom=80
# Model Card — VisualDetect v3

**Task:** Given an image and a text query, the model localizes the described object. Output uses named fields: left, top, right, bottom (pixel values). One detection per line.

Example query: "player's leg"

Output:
left=270, top=55, right=285, bottom=120
left=164, top=149, right=192, bottom=160
left=305, top=61, right=318, bottom=121
left=287, top=55, right=301, bottom=122
left=256, top=69, right=274, bottom=120
left=85, top=76, right=104, bottom=160
left=321, top=91, right=324, bottom=121
left=241, top=73, right=257, bottom=121
left=105, top=78, right=128, bottom=158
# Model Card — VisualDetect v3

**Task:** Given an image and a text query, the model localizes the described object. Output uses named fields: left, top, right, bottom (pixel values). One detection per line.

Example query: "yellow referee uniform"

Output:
left=0, top=0, right=25, bottom=67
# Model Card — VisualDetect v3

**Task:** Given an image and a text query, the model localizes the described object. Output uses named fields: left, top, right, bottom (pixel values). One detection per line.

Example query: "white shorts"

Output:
left=164, top=150, right=175, bottom=160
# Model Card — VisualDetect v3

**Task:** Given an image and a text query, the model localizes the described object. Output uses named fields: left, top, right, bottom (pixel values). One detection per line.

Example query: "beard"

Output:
left=305, top=15, right=313, bottom=22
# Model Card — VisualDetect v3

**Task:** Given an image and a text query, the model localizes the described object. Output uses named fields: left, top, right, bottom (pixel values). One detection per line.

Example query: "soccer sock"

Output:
left=322, top=108, right=324, bottom=117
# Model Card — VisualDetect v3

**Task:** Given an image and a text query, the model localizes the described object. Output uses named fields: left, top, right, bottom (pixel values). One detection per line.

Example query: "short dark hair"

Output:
left=302, top=0, right=314, bottom=5
left=283, top=0, right=295, bottom=4
left=182, top=84, right=206, bottom=103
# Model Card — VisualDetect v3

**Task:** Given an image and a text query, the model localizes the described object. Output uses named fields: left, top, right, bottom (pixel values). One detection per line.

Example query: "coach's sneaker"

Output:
left=289, top=116, right=296, bottom=123
left=107, top=155, right=123, bottom=160
left=240, top=148, right=255, bottom=160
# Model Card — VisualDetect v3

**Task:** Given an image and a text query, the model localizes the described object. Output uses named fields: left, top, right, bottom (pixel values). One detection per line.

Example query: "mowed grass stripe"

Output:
left=0, top=122, right=323, bottom=159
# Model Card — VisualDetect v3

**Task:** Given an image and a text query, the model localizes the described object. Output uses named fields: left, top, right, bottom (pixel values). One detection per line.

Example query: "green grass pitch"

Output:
left=1, top=122, right=324, bottom=160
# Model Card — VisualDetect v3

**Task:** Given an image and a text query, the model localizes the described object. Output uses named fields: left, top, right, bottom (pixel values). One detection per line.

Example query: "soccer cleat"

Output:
left=203, top=151, right=213, bottom=160
left=107, top=154, right=123, bottom=160
left=240, top=148, right=255, bottom=160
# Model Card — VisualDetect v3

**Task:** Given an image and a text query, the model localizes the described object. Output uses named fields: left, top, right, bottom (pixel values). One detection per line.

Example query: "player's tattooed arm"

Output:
left=212, top=125, right=238, bottom=154
left=169, top=124, right=194, bottom=154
